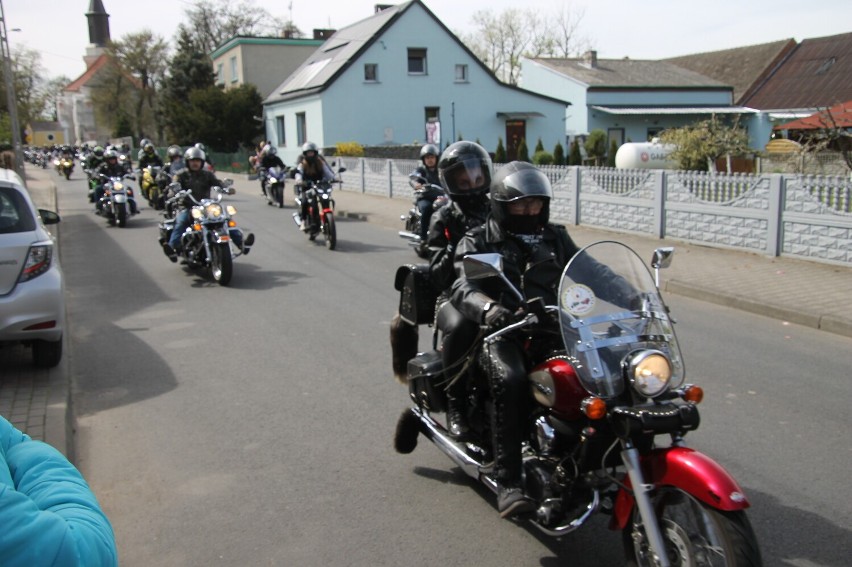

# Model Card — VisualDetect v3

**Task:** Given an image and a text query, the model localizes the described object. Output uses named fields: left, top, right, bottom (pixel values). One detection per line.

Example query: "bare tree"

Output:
left=182, top=0, right=285, bottom=54
left=460, top=5, right=589, bottom=85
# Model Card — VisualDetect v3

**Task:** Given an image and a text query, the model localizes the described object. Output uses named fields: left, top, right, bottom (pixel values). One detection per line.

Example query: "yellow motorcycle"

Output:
left=140, top=165, right=163, bottom=208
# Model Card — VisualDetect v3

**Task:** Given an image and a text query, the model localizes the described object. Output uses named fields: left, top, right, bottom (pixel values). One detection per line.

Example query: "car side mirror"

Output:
left=39, top=209, right=61, bottom=225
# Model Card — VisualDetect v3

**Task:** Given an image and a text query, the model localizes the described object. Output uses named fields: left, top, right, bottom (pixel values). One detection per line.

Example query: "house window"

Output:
left=647, top=128, right=662, bottom=141
left=216, top=63, right=224, bottom=85
left=425, top=107, right=440, bottom=145
left=230, top=56, right=238, bottom=83
left=296, top=112, right=307, bottom=145
left=408, top=48, right=427, bottom=75
left=276, top=116, right=286, bottom=147
left=364, top=63, right=378, bottom=82
left=454, top=64, right=468, bottom=82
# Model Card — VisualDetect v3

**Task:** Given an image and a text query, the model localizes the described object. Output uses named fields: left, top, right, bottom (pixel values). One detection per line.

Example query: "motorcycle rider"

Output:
left=294, top=142, right=336, bottom=232
left=161, top=147, right=254, bottom=261
left=155, top=145, right=185, bottom=209
left=259, top=144, right=287, bottom=196
left=409, top=144, right=442, bottom=242
left=84, top=145, right=105, bottom=171
left=93, top=149, right=129, bottom=212
left=137, top=141, right=163, bottom=170
left=450, top=161, right=586, bottom=518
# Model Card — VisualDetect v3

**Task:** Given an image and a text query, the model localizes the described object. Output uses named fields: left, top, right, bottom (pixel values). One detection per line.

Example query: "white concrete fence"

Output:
left=336, top=157, right=852, bottom=266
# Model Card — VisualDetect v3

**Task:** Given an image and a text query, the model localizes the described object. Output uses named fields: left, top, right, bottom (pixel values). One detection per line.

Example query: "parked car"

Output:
left=0, top=168, right=64, bottom=367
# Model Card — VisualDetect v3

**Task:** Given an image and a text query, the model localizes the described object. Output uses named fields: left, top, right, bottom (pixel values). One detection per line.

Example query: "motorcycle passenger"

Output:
left=409, top=144, right=442, bottom=242
left=194, top=142, right=215, bottom=171
left=450, top=161, right=584, bottom=518
left=156, top=145, right=185, bottom=208
left=294, top=142, right=336, bottom=232
left=93, top=150, right=127, bottom=212
left=136, top=138, right=153, bottom=162
left=161, top=147, right=253, bottom=261
left=85, top=145, right=105, bottom=171
left=389, top=142, right=493, bottom=439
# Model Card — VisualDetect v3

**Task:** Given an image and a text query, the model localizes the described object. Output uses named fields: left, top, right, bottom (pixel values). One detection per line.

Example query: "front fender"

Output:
left=611, top=446, right=750, bottom=530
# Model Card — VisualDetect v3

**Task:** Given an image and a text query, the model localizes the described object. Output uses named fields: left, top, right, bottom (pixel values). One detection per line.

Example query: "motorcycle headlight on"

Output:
left=112, top=181, right=123, bottom=190
left=226, top=205, right=237, bottom=215
left=626, top=350, right=672, bottom=398
left=205, top=203, right=223, bottom=218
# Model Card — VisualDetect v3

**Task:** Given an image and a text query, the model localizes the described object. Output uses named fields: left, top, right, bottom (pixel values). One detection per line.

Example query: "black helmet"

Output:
left=420, top=143, right=439, bottom=162
left=184, top=147, right=206, bottom=162
left=267, top=145, right=277, bottom=156
left=93, top=146, right=104, bottom=157
left=104, top=149, right=118, bottom=160
left=166, top=145, right=182, bottom=159
left=490, top=161, right=552, bottom=233
left=438, top=141, right=492, bottom=197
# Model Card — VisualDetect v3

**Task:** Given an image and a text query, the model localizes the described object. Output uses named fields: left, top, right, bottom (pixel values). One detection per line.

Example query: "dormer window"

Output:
left=408, top=48, right=427, bottom=75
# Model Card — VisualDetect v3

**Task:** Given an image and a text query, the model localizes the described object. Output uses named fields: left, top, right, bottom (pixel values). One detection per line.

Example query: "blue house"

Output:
left=520, top=51, right=756, bottom=149
left=262, top=1, right=568, bottom=164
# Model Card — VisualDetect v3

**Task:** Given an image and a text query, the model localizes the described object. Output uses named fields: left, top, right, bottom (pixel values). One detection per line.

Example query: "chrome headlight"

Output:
left=191, top=207, right=204, bottom=219
left=226, top=205, right=237, bottom=215
left=112, top=182, right=123, bottom=190
left=205, top=203, right=223, bottom=218
left=627, top=350, right=672, bottom=398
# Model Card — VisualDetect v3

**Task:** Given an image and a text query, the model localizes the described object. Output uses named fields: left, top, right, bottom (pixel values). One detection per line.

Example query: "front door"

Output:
left=506, top=120, right=526, bottom=161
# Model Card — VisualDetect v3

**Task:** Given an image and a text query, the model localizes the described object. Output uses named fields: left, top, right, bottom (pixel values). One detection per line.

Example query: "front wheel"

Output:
left=623, top=488, right=762, bottom=566
left=323, top=212, right=336, bottom=250
left=210, top=242, right=233, bottom=286
left=64, top=169, right=71, bottom=180
left=116, top=207, right=128, bottom=227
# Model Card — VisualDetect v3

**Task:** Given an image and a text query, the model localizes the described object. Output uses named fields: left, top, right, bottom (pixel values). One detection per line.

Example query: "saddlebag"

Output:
left=395, top=264, right=437, bottom=326
left=407, top=351, right=447, bottom=413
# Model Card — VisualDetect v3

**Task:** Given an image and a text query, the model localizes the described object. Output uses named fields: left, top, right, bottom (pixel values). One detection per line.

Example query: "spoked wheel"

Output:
left=323, top=212, right=337, bottom=250
left=623, top=488, right=762, bottom=567
left=210, top=242, right=233, bottom=286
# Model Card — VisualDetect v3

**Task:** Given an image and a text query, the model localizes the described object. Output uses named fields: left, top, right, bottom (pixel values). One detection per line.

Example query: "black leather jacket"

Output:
left=427, top=201, right=486, bottom=292
left=451, top=218, right=639, bottom=326
left=411, top=165, right=442, bottom=201
left=172, top=168, right=224, bottom=205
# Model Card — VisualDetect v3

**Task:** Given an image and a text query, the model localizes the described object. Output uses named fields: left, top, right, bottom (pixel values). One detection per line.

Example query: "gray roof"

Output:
left=664, top=39, right=796, bottom=104
left=264, top=2, right=412, bottom=104
left=529, top=57, right=729, bottom=89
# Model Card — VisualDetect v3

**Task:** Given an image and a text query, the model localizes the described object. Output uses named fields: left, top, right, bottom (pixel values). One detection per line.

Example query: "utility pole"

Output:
left=0, top=0, right=24, bottom=178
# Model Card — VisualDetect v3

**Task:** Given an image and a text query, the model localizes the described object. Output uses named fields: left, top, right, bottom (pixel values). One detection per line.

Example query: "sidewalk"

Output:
left=4, top=169, right=851, bottom=459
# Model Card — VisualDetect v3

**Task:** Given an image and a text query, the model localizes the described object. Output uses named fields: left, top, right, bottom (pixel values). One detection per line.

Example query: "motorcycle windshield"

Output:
left=558, top=241, right=684, bottom=399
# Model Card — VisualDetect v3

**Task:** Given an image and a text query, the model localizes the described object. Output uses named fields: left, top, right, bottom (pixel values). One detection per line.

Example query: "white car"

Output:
left=0, top=168, right=64, bottom=367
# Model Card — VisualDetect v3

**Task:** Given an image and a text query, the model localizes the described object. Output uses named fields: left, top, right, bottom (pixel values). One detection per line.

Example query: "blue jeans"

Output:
left=169, top=209, right=244, bottom=250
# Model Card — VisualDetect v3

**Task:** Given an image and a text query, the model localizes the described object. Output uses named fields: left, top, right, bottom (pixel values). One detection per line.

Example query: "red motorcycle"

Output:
left=394, top=242, right=762, bottom=566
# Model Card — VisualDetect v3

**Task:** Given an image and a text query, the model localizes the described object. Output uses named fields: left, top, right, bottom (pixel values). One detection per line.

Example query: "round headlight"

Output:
left=628, top=350, right=672, bottom=398
left=191, top=208, right=203, bottom=219
left=206, top=204, right=223, bottom=218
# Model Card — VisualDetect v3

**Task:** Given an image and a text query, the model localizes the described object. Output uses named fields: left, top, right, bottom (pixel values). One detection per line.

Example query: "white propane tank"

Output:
left=614, top=139, right=677, bottom=169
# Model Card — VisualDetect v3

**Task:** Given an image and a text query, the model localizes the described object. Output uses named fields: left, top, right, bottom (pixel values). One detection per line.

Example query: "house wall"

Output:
left=265, top=95, right=324, bottom=164
left=213, top=39, right=323, bottom=99
left=265, top=3, right=566, bottom=164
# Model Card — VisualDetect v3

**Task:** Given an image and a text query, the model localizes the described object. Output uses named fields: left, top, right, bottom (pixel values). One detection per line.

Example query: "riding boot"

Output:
left=389, top=313, right=418, bottom=385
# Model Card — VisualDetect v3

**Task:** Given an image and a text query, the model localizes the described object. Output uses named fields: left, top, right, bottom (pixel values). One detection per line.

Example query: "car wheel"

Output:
left=32, top=338, right=63, bottom=368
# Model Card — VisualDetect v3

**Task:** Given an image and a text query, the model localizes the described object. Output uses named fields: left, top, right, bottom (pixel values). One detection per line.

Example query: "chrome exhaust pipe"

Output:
left=411, top=406, right=497, bottom=494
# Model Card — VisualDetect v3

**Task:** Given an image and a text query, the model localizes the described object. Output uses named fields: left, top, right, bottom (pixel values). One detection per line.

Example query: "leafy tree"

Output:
left=552, top=141, right=565, bottom=165
left=568, top=139, right=582, bottom=165
left=659, top=115, right=751, bottom=172
left=534, top=138, right=544, bottom=153
left=106, top=31, right=169, bottom=143
left=517, top=138, right=530, bottom=162
left=460, top=6, right=590, bottom=85
left=584, top=129, right=607, bottom=165
left=181, top=84, right=263, bottom=151
left=494, top=137, right=506, bottom=163
left=607, top=139, right=618, bottom=167
left=0, top=48, right=59, bottom=130
left=160, top=28, right=216, bottom=144
left=87, top=59, right=138, bottom=144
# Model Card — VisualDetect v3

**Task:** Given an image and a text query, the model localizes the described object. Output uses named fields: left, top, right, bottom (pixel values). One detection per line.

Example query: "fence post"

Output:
left=571, top=166, right=581, bottom=225
left=359, top=158, right=366, bottom=193
left=653, top=170, right=667, bottom=238
left=767, top=174, right=784, bottom=257
left=387, top=159, right=394, bottom=198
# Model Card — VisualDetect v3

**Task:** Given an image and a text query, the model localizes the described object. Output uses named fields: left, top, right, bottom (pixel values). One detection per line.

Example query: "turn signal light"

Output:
left=682, top=385, right=704, bottom=404
left=581, top=397, right=607, bottom=420
left=228, top=220, right=237, bottom=228
left=192, top=223, right=202, bottom=231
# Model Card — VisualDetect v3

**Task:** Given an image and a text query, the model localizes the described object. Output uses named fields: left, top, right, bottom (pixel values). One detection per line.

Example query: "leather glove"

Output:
left=482, top=302, right=513, bottom=328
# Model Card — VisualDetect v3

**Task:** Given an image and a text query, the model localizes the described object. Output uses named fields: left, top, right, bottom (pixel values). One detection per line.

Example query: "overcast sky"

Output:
left=5, top=0, right=852, bottom=81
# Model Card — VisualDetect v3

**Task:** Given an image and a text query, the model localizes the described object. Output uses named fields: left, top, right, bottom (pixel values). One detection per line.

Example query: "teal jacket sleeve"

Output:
left=0, top=417, right=118, bottom=566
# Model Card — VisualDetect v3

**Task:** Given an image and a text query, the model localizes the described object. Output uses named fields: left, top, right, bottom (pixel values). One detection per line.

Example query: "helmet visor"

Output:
left=442, top=157, right=490, bottom=194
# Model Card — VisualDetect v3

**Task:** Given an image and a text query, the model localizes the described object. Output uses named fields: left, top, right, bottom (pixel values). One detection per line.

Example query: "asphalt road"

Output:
left=52, top=171, right=851, bottom=566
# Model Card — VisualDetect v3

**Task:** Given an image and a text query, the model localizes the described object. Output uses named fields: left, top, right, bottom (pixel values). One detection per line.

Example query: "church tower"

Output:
left=84, top=0, right=110, bottom=68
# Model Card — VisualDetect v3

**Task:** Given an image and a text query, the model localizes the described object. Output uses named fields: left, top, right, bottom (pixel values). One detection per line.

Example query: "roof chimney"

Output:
left=582, top=50, right=598, bottom=69
left=313, top=28, right=336, bottom=40
left=375, top=4, right=393, bottom=13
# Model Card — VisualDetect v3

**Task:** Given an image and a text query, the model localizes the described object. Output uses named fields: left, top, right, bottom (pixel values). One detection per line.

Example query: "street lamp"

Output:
left=0, top=0, right=24, bottom=178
